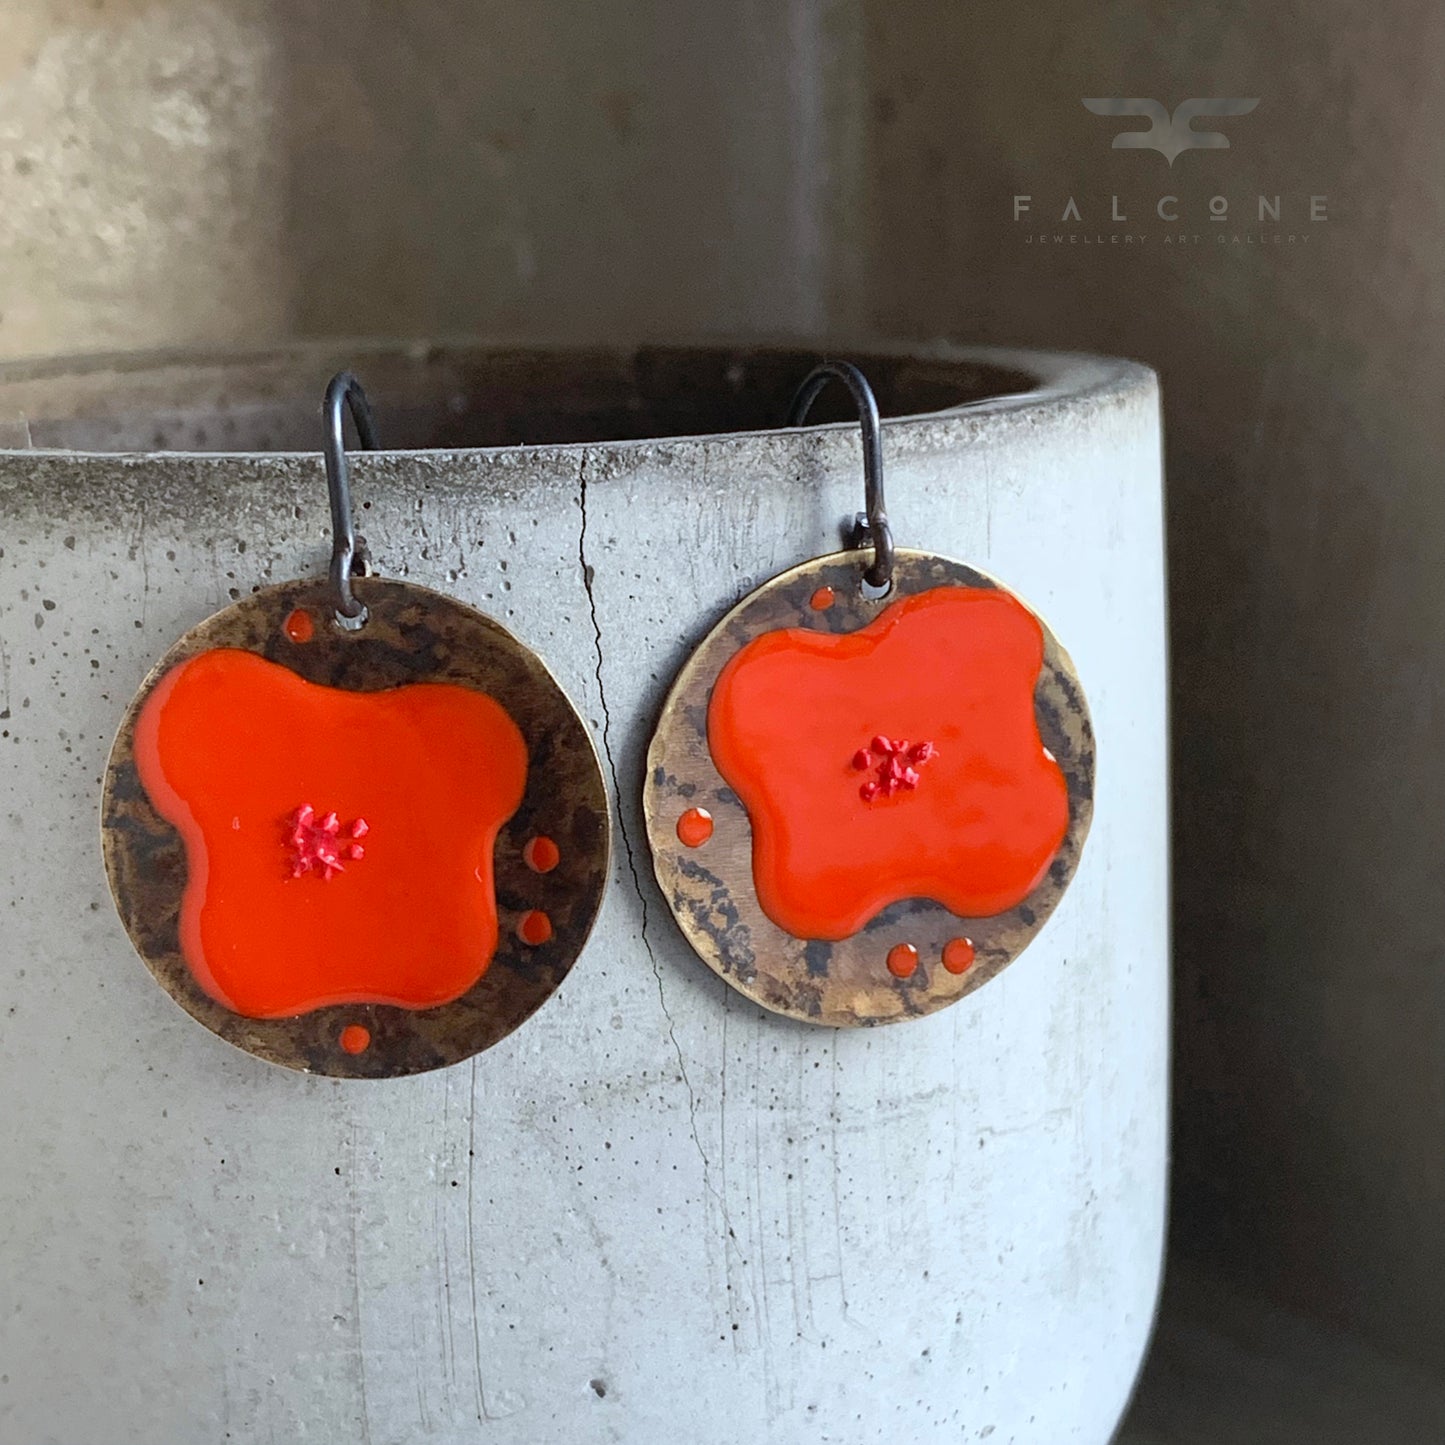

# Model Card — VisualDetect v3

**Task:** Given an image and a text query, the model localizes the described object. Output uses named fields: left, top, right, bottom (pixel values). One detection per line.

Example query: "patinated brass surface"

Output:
left=643, top=550, right=1094, bottom=1027
left=102, top=577, right=610, bottom=1077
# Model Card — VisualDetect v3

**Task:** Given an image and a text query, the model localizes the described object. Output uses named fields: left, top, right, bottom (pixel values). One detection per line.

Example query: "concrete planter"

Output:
left=0, top=342, right=1166, bottom=1444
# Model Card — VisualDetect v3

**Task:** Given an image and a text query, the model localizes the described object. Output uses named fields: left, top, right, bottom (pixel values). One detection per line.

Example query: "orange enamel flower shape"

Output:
left=706, top=586, right=1070, bottom=941
left=135, top=649, right=528, bottom=1019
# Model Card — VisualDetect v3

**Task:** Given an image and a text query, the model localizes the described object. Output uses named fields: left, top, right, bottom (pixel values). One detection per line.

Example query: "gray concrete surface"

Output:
left=0, top=344, right=1167, bottom=1443
left=0, top=0, right=864, bottom=359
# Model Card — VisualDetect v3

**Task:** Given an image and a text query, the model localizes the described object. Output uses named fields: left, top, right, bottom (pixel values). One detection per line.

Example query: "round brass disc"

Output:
left=643, top=550, right=1094, bottom=1026
left=102, top=577, right=610, bottom=1077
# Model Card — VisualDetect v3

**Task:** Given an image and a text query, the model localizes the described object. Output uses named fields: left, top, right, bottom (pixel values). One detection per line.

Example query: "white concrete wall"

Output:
left=0, top=349, right=1167, bottom=1443
left=0, top=0, right=865, bottom=359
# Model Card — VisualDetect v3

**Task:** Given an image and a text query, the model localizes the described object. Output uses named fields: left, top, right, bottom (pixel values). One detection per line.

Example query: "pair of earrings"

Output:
left=101, top=366, right=1094, bottom=1077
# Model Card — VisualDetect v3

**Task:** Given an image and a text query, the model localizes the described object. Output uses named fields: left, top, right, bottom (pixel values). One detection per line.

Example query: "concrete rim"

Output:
left=0, top=337, right=1157, bottom=464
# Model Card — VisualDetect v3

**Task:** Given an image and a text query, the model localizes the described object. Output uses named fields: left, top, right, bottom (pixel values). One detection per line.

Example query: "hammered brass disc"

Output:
left=102, top=577, right=610, bottom=1077
left=643, top=550, right=1094, bottom=1026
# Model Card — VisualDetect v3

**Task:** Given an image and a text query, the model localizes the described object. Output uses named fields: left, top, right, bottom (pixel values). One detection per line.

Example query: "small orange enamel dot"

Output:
left=943, top=937, right=976, bottom=974
left=283, top=608, right=315, bottom=643
left=518, top=909, right=553, bottom=946
left=339, top=1024, right=371, bottom=1054
left=809, top=586, right=835, bottom=612
left=523, top=836, right=561, bottom=873
left=887, top=943, right=919, bottom=979
left=676, top=807, right=714, bottom=848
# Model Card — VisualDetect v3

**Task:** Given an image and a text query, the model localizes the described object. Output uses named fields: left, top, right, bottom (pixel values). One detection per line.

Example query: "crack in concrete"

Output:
left=574, top=456, right=735, bottom=1236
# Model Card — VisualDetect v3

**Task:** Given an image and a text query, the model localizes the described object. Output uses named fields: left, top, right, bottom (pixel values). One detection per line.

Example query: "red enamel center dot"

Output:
left=287, top=804, right=369, bottom=881
left=852, top=735, right=938, bottom=803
